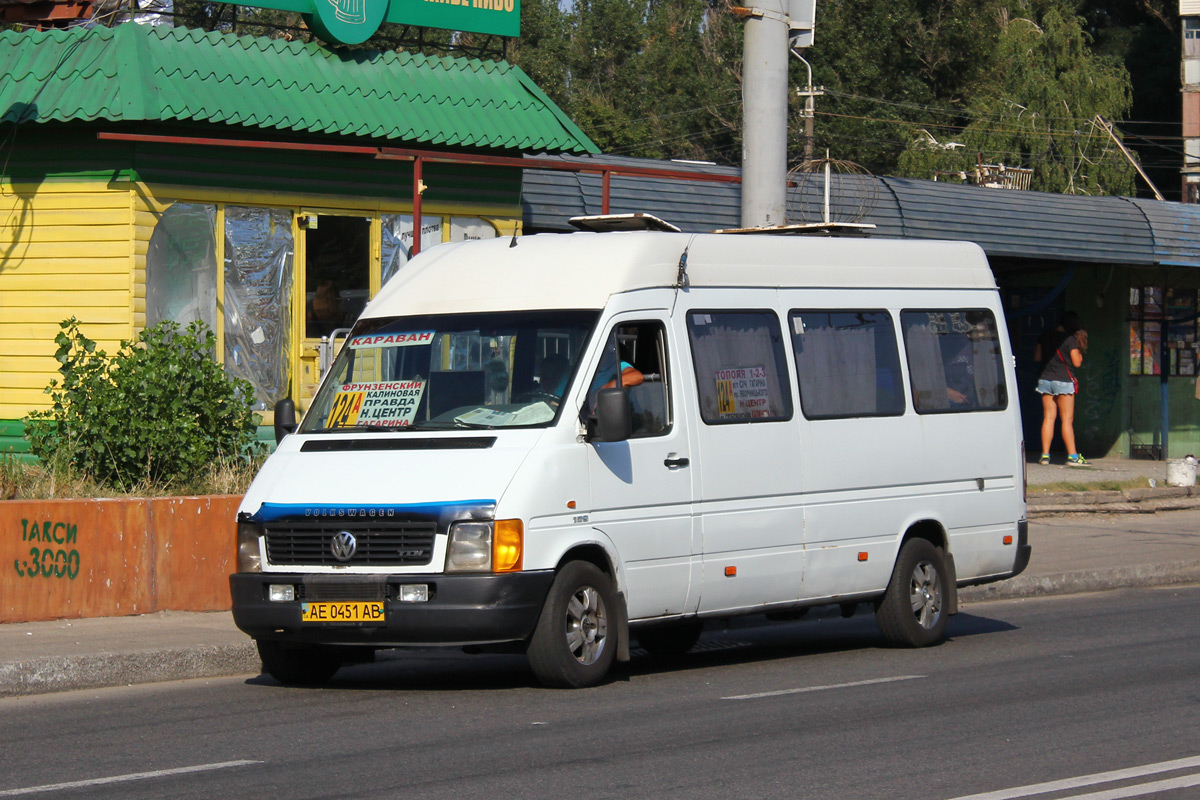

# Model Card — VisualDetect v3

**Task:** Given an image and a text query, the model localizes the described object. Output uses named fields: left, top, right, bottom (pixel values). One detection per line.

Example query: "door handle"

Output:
left=664, top=455, right=690, bottom=468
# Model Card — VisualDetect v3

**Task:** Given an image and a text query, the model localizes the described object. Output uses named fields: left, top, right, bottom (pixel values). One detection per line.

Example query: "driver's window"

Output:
left=587, top=321, right=671, bottom=438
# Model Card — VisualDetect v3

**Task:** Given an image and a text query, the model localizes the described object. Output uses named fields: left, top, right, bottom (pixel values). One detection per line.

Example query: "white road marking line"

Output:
left=1062, top=773, right=1200, bottom=800
left=722, top=674, right=925, bottom=700
left=945, top=755, right=1200, bottom=800
left=0, top=760, right=263, bottom=797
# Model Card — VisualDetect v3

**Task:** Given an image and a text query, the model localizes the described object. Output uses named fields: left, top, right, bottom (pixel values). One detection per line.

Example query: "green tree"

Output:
left=898, top=2, right=1135, bottom=194
left=805, top=0, right=1006, bottom=172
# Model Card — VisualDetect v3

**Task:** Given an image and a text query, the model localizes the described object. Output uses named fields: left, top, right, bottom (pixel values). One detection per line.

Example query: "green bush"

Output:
left=24, top=318, right=263, bottom=492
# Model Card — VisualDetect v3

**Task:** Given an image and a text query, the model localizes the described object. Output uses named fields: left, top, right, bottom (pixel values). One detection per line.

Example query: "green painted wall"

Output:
left=5, top=122, right=522, bottom=208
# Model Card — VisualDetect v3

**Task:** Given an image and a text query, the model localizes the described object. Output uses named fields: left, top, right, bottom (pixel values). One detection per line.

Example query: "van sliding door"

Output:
left=683, top=308, right=806, bottom=614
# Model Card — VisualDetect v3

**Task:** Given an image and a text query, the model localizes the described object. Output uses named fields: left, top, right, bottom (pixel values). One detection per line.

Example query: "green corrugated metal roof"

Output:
left=0, top=23, right=598, bottom=154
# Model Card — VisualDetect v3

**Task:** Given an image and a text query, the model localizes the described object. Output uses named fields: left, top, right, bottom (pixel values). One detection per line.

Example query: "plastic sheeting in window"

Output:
left=224, top=206, right=294, bottom=410
left=146, top=203, right=218, bottom=332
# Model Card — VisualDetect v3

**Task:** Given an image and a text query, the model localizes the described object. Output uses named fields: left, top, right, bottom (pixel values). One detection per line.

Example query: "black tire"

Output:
left=635, top=620, right=703, bottom=658
left=257, top=640, right=342, bottom=686
left=527, top=561, right=618, bottom=688
left=875, top=538, right=950, bottom=648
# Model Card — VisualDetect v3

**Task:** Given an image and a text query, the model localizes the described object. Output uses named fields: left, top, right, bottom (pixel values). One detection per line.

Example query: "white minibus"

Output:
left=231, top=231, right=1030, bottom=688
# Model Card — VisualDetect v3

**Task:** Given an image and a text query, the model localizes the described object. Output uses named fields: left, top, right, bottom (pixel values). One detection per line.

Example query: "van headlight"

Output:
left=446, top=520, right=523, bottom=573
left=237, top=522, right=263, bottom=573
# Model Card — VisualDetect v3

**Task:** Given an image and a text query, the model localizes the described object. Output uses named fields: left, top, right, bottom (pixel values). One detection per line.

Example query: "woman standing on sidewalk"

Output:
left=1034, top=311, right=1089, bottom=466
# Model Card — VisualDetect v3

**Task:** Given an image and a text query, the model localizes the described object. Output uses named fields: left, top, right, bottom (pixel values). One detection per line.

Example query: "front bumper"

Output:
left=230, top=570, right=555, bottom=647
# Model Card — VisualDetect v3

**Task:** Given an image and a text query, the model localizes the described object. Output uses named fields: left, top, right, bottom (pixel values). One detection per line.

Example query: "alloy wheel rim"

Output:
left=909, top=560, right=942, bottom=629
left=565, top=585, right=608, bottom=665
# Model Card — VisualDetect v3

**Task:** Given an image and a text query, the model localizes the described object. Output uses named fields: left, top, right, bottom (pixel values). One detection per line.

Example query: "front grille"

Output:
left=265, top=520, right=436, bottom=567
left=296, top=580, right=387, bottom=601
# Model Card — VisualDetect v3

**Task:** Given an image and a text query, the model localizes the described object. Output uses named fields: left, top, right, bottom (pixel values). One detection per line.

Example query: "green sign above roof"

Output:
left=214, top=0, right=519, bottom=45
left=0, top=24, right=597, bottom=155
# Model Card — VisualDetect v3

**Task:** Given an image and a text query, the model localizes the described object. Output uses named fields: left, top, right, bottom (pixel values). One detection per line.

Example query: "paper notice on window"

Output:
left=714, top=366, right=770, bottom=418
left=329, top=380, right=425, bottom=428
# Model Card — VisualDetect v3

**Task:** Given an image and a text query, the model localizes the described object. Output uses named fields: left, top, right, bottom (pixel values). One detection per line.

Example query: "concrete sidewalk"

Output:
left=3, top=458, right=1199, bottom=698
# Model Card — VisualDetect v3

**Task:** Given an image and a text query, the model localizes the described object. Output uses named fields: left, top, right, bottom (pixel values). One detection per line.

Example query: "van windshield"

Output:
left=299, top=310, right=598, bottom=433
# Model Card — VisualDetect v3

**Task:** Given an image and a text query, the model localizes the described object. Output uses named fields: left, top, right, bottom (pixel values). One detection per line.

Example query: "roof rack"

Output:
left=568, top=213, right=682, bottom=232
left=713, top=222, right=876, bottom=235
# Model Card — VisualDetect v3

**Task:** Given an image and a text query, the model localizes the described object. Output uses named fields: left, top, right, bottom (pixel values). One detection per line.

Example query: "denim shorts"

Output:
left=1037, top=379, right=1075, bottom=396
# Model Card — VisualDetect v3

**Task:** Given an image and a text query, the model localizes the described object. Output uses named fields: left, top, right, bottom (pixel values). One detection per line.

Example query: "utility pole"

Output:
left=792, top=50, right=824, bottom=163
left=737, top=1, right=817, bottom=228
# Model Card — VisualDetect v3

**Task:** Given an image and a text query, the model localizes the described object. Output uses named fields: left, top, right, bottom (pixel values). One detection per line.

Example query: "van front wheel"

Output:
left=875, top=538, right=949, bottom=648
left=527, top=561, right=617, bottom=688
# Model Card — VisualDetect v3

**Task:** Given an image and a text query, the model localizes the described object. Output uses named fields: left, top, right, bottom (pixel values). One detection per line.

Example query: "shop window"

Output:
left=901, top=310, right=1007, bottom=413
left=381, top=214, right=445, bottom=286
left=687, top=311, right=792, bottom=424
left=380, top=215, right=501, bottom=286
left=224, top=207, right=294, bottom=410
left=304, top=215, right=369, bottom=338
left=146, top=203, right=218, bottom=331
left=1130, top=287, right=1199, bottom=376
left=790, top=310, right=905, bottom=419
left=450, top=216, right=499, bottom=242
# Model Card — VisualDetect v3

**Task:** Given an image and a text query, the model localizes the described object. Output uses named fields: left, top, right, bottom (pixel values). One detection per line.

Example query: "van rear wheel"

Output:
left=527, top=561, right=617, bottom=688
left=257, top=640, right=342, bottom=686
left=875, top=538, right=949, bottom=647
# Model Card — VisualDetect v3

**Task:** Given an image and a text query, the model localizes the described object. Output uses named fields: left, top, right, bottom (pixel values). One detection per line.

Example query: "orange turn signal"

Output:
left=858, top=552, right=869, bottom=562
left=725, top=566, right=737, bottom=577
left=1003, top=535, right=1013, bottom=545
left=493, top=519, right=523, bottom=572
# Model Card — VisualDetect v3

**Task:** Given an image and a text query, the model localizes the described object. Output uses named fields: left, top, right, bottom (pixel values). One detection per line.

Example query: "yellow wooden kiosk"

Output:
left=0, top=23, right=598, bottom=455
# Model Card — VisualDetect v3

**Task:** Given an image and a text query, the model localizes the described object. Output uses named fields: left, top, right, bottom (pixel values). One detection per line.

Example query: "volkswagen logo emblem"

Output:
left=330, top=530, right=357, bottom=562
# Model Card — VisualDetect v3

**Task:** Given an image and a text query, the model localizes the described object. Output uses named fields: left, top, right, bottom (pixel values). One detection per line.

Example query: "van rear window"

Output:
left=686, top=311, right=793, bottom=424
left=901, top=310, right=1008, bottom=413
left=790, top=310, right=905, bottom=419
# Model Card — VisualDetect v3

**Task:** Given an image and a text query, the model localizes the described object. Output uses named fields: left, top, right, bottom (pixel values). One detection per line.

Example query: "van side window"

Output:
left=790, top=310, right=905, bottom=419
left=687, top=311, right=793, bottom=424
left=901, top=310, right=1008, bottom=413
left=586, top=321, right=671, bottom=437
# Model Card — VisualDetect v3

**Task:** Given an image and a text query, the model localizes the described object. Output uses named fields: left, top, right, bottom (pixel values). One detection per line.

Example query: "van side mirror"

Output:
left=590, top=388, right=632, bottom=443
left=274, top=398, right=297, bottom=444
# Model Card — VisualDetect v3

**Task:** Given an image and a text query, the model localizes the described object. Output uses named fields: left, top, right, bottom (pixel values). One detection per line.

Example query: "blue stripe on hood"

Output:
left=248, top=500, right=496, bottom=523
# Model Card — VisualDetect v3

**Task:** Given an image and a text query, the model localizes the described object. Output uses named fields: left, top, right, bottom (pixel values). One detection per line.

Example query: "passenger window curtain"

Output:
left=688, top=314, right=791, bottom=422
left=904, top=319, right=950, bottom=412
left=794, top=325, right=877, bottom=417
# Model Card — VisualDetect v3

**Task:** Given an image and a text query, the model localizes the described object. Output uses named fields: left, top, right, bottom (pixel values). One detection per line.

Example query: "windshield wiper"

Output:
left=312, top=424, right=402, bottom=434
left=451, top=418, right=493, bottom=429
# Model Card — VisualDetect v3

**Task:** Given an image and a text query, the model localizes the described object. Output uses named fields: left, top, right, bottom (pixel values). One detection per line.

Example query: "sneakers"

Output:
left=1038, top=454, right=1050, bottom=466
left=1067, top=454, right=1091, bottom=467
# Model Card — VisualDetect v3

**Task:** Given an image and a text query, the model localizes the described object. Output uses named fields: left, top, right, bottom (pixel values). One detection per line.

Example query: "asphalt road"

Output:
left=1, top=586, right=1197, bottom=800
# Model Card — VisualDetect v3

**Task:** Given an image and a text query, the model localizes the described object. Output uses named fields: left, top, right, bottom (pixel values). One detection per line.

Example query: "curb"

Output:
left=959, top=562, right=1200, bottom=603
left=1027, top=494, right=1200, bottom=517
left=0, top=643, right=259, bottom=698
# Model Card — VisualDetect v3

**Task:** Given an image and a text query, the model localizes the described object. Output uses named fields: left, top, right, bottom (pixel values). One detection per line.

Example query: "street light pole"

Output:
left=738, top=1, right=817, bottom=228
left=740, top=1, right=790, bottom=229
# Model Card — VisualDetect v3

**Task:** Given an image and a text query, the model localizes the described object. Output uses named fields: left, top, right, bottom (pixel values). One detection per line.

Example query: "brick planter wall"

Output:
left=1, top=496, right=240, bottom=623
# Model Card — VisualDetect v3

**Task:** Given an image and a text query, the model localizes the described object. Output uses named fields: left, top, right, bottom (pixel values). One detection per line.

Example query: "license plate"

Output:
left=301, top=601, right=384, bottom=623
